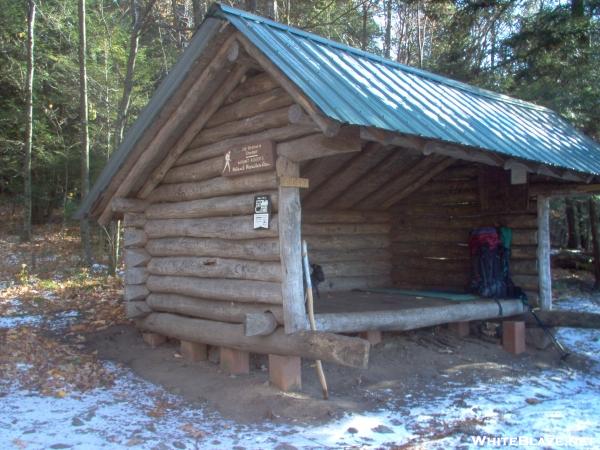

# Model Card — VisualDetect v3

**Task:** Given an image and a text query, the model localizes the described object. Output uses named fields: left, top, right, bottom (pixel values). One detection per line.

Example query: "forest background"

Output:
left=0, top=0, right=599, bottom=274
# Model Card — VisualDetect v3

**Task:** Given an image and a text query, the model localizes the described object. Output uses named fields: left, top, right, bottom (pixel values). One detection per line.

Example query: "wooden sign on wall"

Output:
left=222, top=140, right=275, bottom=177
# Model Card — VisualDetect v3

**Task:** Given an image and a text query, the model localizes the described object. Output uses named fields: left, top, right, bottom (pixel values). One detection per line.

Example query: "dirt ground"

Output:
left=85, top=318, right=589, bottom=425
left=2, top=218, right=599, bottom=448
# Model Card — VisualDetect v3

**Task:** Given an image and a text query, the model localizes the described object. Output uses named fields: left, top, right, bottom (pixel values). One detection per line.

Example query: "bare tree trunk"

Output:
left=191, top=0, right=204, bottom=29
left=170, top=0, right=183, bottom=48
left=114, top=2, right=141, bottom=149
left=384, top=0, right=392, bottom=58
left=589, top=197, right=600, bottom=290
left=245, top=0, right=257, bottom=13
left=79, top=0, right=92, bottom=266
left=361, top=1, right=368, bottom=50
left=22, top=0, right=36, bottom=243
left=114, top=0, right=157, bottom=148
left=264, top=0, right=277, bottom=19
left=566, top=197, right=580, bottom=249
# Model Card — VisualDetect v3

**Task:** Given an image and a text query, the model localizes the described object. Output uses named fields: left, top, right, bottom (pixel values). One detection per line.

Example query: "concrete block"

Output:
left=503, top=321, right=526, bottom=355
left=220, top=347, right=250, bottom=375
left=359, top=330, right=383, bottom=345
left=180, top=340, right=208, bottom=362
left=269, top=355, right=302, bottom=392
left=142, top=332, right=166, bottom=348
left=448, top=321, right=470, bottom=337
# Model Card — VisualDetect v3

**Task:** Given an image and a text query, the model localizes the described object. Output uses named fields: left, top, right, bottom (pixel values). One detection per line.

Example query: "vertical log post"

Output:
left=276, top=155, right=309, bottom=333
left=537, top=196, right=552, bottom=310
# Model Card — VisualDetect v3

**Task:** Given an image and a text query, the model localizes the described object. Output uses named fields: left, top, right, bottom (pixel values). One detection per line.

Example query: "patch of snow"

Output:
left=1, top=291, right=598, bottom=448
left=0, top=314, right=43, bottom=329
left=91, top=264, right=109, bottom=274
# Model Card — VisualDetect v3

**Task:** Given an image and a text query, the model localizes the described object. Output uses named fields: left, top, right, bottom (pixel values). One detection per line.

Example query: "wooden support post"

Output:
left=359, top=331, right=383, bottom=345
left=268, top=354, right=302, bottom=392
left=502, top=321, right=526, bottom=355
left=142, top=332, right=166, bottom=348
left=448, top=321, right=470, bottom=337
left=220, top=347, right=250, bottom=375
left=537, top=196, right=552, bottom=310
left=277, top=156, right=309, bottom=333
left=180, top=340, right=207, bottom=362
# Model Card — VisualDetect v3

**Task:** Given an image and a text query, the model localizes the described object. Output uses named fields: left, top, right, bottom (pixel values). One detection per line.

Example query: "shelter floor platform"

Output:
left=313, top=289, right=525, bottom=333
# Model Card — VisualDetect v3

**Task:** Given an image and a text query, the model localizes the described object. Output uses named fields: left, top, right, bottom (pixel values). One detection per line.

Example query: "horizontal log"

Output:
left=302, top=209, right=391, bottom=224
left=123, top=229, right=147, bottom=248
left=392, top=242, right=469, bottom=259
left=276, top=128, right=361, bottom=162
left=393, top=258, right=470, bottom=274
left=511, top=259, right=538, bottom=275
left=192, top=106, right=291, bottom=147
left=146, top=191, right=278, bottom=220
left=146, top=293, right=284, bottom=323
left=124, top=284, right=149, bottom=302
left=308, top=248, right=392, bottom=263
left=125, top=267, right=148, bottom=285
left=392, top=203, right=482, bottom=217
left=320, top=260, right=390, bottom=278
left=512, top=274, right=539, bottom=291
left=151, top=172, right=278, bottom=203
left=524, top=310, right=600, bottom=329
left=146, top=237, right=280, bottom=261
left=513, top=230, right=537, bottom=246
left=529, top=183, right=600, bottom=197
left=319, top=275, right=391, bottom=292
left=207, top=88, right=293, bottom=128
left=392, top=228, right=468, bottom=244
left=163, top=156, right=224, bottom=184
left=225, top=72, right=278, bottom=104
left=392, top=269, right=470, bottom=288
left=147, top=275, right=283, bottom=305
left=177, top=124, right=318, bottom=166
left=511, top=245, right=538, bottom=260
left=147, top=256, right=282, bottom=282
left=123, top=212, right=146, bottom=228
left=314, top=299, right=525, bottom=333
left=305, top=234, right=390, bottom=251
left=126, top=300, right=152, bottom=319
left=137, top=313, right=370, bottom=368
left=395, top=213, right=537, bottom=230
left=245, top=312, right=278, bottom=336
left=112, top=197, right=148, bottom=214
left=145, top=215, right=279, bottom=240
left=124, top=248, right=151, bottom=268
left=302, top=223, right=390, bottom=236
left=394, top=189, right=479, bottom=206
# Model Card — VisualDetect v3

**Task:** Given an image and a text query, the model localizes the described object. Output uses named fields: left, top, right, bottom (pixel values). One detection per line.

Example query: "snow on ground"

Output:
left=1, top=298, right=599, bottom=449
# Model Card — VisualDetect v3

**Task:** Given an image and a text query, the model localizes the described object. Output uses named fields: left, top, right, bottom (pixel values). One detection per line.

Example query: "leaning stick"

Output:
left=302, top=240, right=329, bottom=400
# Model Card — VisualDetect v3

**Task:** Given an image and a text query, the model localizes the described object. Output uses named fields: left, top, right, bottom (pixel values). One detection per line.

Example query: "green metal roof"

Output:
left=77, top=3, right=600, bottom=219
left=211, top=3, right=600, bottom=175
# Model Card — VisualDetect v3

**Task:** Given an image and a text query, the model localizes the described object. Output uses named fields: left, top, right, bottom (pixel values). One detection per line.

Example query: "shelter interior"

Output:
left=298, top=141, right=545, bottom=333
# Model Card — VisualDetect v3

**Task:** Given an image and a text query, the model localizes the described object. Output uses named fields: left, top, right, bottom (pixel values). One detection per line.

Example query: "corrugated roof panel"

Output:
left=214, top=4, right=600, bottom=175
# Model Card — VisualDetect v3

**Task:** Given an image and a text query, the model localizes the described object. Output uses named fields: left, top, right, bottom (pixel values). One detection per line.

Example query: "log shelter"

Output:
left=77, top=4, right=600, bottom=385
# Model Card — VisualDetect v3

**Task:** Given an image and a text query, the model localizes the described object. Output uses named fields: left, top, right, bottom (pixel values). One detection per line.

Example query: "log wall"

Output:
left=301, top=209, right=393, bottom=292
left=123, top=71, right=319, bottom=333
left=390, top=164, right=541, bottom=304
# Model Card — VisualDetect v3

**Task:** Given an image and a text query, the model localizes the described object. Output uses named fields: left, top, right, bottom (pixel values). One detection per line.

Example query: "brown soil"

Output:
left=85, top=321, right=589, bottom=425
